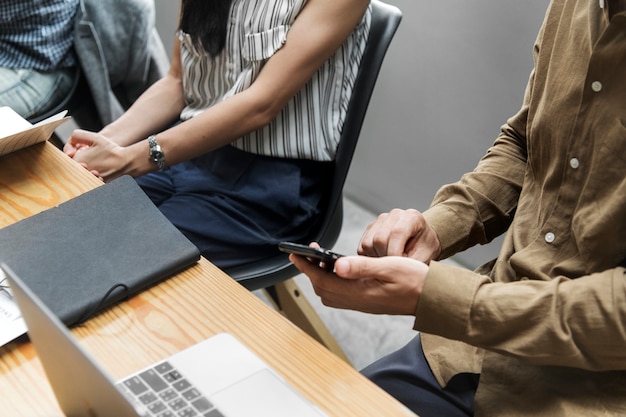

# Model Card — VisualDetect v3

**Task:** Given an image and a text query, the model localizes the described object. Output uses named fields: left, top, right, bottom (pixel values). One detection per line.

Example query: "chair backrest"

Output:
left=26, top=66, right=103, bottom=149
left=27, top=66, right=102, bottom=132
left=225, top=0, right=403, bottom=291
left=27, top=66, right=79, bottom=125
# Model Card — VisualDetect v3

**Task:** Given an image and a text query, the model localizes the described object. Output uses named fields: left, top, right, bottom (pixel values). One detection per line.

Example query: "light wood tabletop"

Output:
left=0, top=142, right=415, bottom=417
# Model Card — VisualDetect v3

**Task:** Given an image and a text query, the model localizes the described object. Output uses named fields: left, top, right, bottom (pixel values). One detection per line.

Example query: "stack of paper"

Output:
left=0, top=106, right=69, bottom=156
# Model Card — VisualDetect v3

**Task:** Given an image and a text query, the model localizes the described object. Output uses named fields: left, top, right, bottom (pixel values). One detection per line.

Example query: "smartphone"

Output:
left=278, top=242, right=344, bottom=266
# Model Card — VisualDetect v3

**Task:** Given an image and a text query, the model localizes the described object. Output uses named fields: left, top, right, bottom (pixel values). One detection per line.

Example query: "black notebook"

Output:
left=0, top=175, right=200, bottom=327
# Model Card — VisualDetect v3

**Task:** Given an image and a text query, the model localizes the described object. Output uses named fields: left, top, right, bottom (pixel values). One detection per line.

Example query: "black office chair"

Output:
left=27, top=66, right=102, bottom=131
left=26, top=66, right=103, bottom=149
left=223, top=0, right=403, bottom=361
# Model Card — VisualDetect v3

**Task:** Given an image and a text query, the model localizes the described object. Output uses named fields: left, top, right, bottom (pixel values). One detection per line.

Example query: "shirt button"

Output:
left=569, top=158, right=579, bottom=169
left=545, top=232, right=556, bottom=243
left=591, top=81, right=602, bottom=92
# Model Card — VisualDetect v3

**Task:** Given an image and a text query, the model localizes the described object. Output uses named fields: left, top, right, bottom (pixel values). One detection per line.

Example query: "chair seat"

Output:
left=223, top=0, right=403, bottom=362
left=227, top=254, right=296, bottom=291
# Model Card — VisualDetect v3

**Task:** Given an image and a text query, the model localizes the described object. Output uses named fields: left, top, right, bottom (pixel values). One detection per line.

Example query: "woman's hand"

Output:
left=65, top=129, right=129, bottom=182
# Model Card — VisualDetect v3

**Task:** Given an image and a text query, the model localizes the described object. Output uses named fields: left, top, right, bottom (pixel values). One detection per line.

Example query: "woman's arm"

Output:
left=68, top=0, right=369, bottom=182
left=138, top=0, right=370, bottom=166
left=98, top=36, right=186, bottom=147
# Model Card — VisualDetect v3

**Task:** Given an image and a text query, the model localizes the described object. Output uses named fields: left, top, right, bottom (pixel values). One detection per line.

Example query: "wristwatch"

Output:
left=148, top=135, right=167, bottom=170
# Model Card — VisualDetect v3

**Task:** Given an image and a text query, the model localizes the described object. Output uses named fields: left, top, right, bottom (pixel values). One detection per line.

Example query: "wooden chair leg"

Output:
left=263, top=278, right=352, bottom=365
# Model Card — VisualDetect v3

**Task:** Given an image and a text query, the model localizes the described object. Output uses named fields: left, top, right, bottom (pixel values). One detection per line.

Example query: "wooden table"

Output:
left=0, top=142, right=415, bottom=416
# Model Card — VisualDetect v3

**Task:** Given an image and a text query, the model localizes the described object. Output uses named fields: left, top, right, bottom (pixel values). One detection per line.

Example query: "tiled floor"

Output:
left=255, top=198, right=418, bottom=370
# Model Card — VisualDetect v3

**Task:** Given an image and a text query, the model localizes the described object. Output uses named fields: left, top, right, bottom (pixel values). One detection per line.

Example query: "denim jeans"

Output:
left=0, top=67, right=76, bottom=119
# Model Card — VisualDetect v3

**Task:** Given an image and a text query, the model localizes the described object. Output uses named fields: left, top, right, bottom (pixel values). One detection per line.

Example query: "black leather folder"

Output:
left=0, top=175, right=201, bottom=326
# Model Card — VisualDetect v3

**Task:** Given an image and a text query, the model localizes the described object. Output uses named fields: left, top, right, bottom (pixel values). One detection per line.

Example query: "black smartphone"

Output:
left=278, top=242, right=344, bottom=266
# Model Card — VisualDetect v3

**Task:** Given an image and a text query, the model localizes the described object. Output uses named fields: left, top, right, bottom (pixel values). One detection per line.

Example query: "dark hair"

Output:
left=179, top=0, right=234, bottom=57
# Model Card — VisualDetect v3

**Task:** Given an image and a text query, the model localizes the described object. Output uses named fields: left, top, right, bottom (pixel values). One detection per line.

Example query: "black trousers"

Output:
left=136, top=145, right=331, bottom=269
left=361, top=334, right=480, bottom=417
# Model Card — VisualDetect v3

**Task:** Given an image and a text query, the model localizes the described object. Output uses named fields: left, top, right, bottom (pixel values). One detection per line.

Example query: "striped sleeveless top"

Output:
left=179, top=0, right=371, bottom=161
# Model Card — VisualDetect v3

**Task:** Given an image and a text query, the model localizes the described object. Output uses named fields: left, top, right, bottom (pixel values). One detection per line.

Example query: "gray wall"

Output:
left=344, top=1, right=548, bottom=268
left=154, top=0, right=178, bottom=53
left=153, top=1, right=549, bottom=268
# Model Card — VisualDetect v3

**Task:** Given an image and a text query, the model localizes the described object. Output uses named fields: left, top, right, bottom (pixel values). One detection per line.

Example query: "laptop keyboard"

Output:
left=117, top=360, right=225, bottom=417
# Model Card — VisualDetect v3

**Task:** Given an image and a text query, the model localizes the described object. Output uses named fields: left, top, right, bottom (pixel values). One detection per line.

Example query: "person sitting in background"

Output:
left=291, top=0, right=626, bottom=416
left=0, top=0, right=79, bottom=120
left=64, top=0, right=371, bottom=270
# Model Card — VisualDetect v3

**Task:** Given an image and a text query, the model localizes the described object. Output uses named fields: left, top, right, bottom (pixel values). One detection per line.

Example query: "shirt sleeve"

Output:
left=422, top=62, right=536, bottom=260
left=422, top=116, right=528, bottom=259
left=416, top=261, right=626, bottom=371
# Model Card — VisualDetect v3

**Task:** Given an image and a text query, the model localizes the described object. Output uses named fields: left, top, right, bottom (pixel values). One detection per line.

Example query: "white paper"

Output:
left=0, top=106, right=32, bottom=138
left=33, top=109, right=68, bottom=126
left=0, top=106, right=70, bottom=345
left=0, top=106, right=70, bottom=157
left=0, top=268, right=27, bottom=346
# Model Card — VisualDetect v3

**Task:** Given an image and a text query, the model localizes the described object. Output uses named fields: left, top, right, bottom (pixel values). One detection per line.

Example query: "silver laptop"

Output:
left=2, top=263, right=327, bottom=417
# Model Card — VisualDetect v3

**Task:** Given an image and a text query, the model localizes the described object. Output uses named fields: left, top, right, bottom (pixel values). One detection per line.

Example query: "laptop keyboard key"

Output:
left=169, top=398, right=186, bottom=411
left=139, top=391, right=159, bottom=405
left=122, top=376, right=149, bottom=395
left=172, top=379, right=192, bottom=392
left=182, top=388, right=201, bottom=401
left=163, top=370, right=183, bottom=383
left=178, top=408, right=198, bottom=417
left=140, top=369, right=168, bottom=392
left=155, top=361, right=174, bottom=374
left=147, top=400, right=167, bottom=414
left=191, top=397, right=213, bottom=413
left=159, top=388, right=179, bottom=402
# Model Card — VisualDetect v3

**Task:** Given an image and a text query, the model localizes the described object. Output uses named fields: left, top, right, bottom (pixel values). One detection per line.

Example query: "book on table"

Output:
left=0, top=175, right=201, bottom=346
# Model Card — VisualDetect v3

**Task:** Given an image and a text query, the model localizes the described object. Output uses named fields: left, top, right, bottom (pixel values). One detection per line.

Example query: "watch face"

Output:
left=150, top=148, right=164, bottom=162
left=148, top=136, right=166, bottom=169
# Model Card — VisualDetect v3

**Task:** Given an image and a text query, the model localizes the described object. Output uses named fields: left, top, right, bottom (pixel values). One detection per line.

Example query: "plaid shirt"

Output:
left=0, top=0, right=79, bottom=70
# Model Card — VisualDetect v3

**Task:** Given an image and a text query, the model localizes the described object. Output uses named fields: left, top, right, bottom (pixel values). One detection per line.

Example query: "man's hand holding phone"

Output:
left=285, top=241, right=427, bottom=316
left=278, top=241, right=344, bottom=271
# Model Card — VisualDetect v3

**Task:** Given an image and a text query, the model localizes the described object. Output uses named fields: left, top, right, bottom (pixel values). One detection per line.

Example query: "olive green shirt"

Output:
left=416, top=0, right=626, bottom=415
